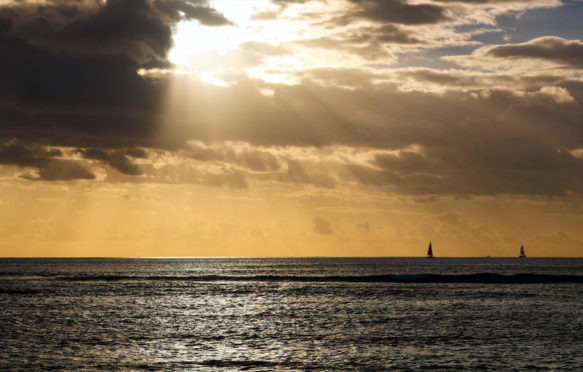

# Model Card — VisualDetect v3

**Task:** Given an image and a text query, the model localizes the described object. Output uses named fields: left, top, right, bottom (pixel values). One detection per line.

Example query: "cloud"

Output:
left=126, top=148, right=149, bottom=159
left=0, top=0, right=230, bottom=151
left=292, top=24, right=421, bottom=61
left=186, top=142, right=282, bottom=172
left=0, top=0, right=230, bottom=66
left=108, top=152, right=143, bottom=176
left=536, top=86, right=575, bottom=104
left=347, top=0, right=448, bottom=25
left=133, top=72, right=583, bottom=196
left=356, top=222, right=370, bottom=233
left=0, top=139, right=94, bottom=180
left=295, top=36, right=391, bottom=61
left=376, top=24, right=422, bottom=44
left=79, top=149, right=143, bottom=175
left=313, top=216, right=333, bottom=234
left=484, top=37, right=583, bottom=68
left=1, top=0, right=583, bottom=201
left=153, top=0, right=232, bottom=26
left=434, top=0, right=540, bottom=3
left=347, top=132, right=583, bottom=197
left=0, top=140, right=61, bottom=168
left=33, top=159, right=95, bottom=181
left=4, top=69, right=578, bottom=197
left=395, top=68, right=571, bottom=93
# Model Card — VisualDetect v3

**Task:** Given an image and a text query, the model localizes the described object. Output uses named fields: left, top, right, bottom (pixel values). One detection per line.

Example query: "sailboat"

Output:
left=519, top=245, right=527, bottom=258
left=427, top=241, right=434, bottom=258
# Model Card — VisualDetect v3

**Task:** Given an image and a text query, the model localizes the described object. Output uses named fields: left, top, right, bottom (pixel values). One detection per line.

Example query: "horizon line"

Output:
left=1, top=256, right=582, bottom=259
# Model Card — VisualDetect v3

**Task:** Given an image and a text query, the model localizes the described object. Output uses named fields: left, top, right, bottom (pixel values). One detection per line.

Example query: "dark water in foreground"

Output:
left=1, top=258, right=582, bottom=370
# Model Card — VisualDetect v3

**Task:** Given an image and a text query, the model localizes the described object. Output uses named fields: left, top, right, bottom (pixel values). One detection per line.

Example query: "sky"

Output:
left=1, top=0, right=583, bottom=257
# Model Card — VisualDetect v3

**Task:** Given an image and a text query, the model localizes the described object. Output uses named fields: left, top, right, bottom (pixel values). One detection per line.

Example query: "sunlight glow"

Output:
left=166, top=0, right=357, bottom=85
left=168, top=22, right=242, bottom=64
left=168, top=0, right=269, bottom=65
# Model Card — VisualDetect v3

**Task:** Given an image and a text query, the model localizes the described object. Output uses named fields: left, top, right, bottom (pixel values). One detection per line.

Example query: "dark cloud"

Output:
left=126, top=148, right=149, bottom=159
left=485, top=37, right=583, bottom=68
left=79, top=148, right=142, bottom=175
left=313, top=216, right=333, bottom=235
left=280, top=0, right=447, bottom=30
left=0, top=0, right=229, bottom=153
left=376, top=24, right=422, bottom=44
left=33, top=159, right=95, bottom=181
left=108, top=152, right=143, bottom=176
left=347, top=0, right=448, bottom=25
left=80, top=148, right=111, bottom=162
left=0, top=39, right=167, bottom=171
left=1, top=0, right=229, bottom=66
left=0, top=140, right=61, bottom=168
left=434, top=0, right=532, bottom=3
left=347, top=133, right=583, bottom=197
left=0, top=139, right=94, bottom=180
left=153, top=0, right=231, bottom=26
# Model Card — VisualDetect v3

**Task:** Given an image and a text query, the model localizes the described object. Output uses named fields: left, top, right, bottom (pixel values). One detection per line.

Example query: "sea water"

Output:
left=1, top=258, right=582, bottom=370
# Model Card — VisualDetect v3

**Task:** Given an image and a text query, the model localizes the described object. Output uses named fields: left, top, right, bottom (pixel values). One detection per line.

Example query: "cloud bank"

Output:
left=1, top=0, right=582, bottom=202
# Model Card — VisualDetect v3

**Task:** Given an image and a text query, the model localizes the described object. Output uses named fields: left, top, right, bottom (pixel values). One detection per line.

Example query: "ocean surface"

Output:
left=1, top=257, right=582, bottom=370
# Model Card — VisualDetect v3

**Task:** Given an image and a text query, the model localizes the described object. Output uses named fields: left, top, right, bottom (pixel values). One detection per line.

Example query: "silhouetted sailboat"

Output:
left=519, top=245, right=527, bottom=258
left=427, top=242, right=434, bottom=258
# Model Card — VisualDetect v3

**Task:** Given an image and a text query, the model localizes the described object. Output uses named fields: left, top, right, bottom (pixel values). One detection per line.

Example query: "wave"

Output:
left=56, top=273, right=583, bottom=284
left=0, top=289, right=41, bottom=295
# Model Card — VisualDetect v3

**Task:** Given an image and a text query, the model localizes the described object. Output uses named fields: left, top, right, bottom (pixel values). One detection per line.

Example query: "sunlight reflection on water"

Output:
left=1, top=258, right=582, bottom=370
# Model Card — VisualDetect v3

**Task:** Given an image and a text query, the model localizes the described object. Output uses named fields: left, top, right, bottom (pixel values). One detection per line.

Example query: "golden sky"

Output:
left=1, top=0, right=583, bottom=257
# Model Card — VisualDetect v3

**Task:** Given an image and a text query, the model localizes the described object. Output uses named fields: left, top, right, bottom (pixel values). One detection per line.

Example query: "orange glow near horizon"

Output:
left=0, top=180, right=581, bottom=257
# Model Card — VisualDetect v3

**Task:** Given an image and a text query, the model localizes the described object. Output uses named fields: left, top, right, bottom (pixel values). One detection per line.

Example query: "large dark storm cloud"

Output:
left=0, top=0, right=229, bottom=168
left=1, top=0, right=229, bottom=65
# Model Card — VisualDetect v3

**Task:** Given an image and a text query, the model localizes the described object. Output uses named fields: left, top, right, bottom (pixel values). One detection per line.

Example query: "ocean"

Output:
left=1, top=257, right=582, bottom=370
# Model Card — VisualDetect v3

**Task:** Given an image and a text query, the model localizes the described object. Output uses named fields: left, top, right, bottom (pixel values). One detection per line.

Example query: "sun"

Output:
left=165, top=0, right=362, bottom=85
left=168, top=1, right=264, bottom=66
